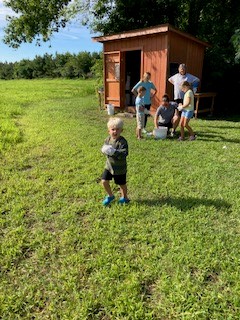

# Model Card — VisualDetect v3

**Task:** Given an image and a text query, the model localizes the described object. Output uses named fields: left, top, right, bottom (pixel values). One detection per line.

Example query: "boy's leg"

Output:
left=101, top=170, right=115, bottom=205
left=144, top=104, right=151, bottom=128
left=136, top=115, right=142, bottom=139
left=119, top=184, right=130, bottom=204
left=102, top=179, right=113, bottom=197
left=136, top=127, right=142, bottom=139
left=102, top=179, right=115, bottom=205
left=119, top=184, right=128, bottom=199
left=114, top=174, right=130, bottom=204
left=138, top=128, right=142, bottom=139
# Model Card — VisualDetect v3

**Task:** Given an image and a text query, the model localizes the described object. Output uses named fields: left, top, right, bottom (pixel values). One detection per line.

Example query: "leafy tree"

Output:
left=14, top=60, right=34, bottom=79
left=231, top=29, right=240, bottom=62
left=0, top=62, right=14, bottom=79
left=73, top=52, right=94, bottom=78
left=31, top=55, right=45, bottom=78
left=60, top=59, right=75, bottom=78
left=3, top=0, right=71, bottom=48
left=91, top=52, right=103, bottom=89
left=53, top=52, right=73, bottom=77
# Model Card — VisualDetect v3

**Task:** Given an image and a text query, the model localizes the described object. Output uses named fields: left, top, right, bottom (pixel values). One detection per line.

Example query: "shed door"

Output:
left=104, top=51, right=124, bottom=108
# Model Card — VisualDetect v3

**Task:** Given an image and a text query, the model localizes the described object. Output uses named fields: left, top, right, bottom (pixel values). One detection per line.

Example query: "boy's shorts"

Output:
left=182, top=110, right=194, bottom=119
left=102, top=169, right=127, bottom=185
left=136, top=113, right=145, bottom=129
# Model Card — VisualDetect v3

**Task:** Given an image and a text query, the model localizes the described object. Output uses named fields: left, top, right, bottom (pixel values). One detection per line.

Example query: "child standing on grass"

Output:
left=132, top=72, right=157, bottom=132
left=101, top=117, right=130, bottom=206
left=177, top=81, right=196, bottom=141
left=135, top=86, right=146, bottom=139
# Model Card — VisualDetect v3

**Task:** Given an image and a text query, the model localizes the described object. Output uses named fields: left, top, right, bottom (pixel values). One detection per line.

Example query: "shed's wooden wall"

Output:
left=142, top=34, right=168, bottom=109
left=103, top=34, right=169, bottom=110
left=166, top=31, right=206, bottom=97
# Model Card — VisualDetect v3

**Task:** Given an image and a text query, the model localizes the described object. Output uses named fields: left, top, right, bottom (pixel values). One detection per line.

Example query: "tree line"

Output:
left=0, top=51, right=102, bottom=80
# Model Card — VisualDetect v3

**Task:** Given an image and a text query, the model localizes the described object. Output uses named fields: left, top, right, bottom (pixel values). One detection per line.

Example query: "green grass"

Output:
left=0, top=79, right=240, bottom=319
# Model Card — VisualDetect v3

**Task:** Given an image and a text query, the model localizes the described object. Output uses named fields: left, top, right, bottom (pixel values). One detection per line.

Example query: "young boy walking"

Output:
left=101, top=117, right=130, bottom=206
left=135, top=86, right=146, bottom=139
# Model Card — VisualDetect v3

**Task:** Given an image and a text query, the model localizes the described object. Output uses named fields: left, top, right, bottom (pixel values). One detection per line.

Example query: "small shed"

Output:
left=93, top=24, right=209, bottom=112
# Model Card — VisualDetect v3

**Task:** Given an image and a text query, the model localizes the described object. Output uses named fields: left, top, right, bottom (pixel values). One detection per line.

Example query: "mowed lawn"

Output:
left=0, top=79, right=240, bottom=319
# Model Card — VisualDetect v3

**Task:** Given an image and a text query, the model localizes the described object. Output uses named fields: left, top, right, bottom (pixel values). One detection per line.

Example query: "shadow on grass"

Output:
left=138, top=196, right=231, bottom=212
left=195, top=132, right=240, bottom=144
left=196, top=125, right=239, bottom=130
left=195, top=115, right=240, bottom=122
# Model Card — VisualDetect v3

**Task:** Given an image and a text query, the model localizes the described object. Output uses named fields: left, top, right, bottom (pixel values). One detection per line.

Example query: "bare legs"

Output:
left=136, top=128, right=142, bottom=139
left=172, top=115, right=180, bottom=132
left=102, top=180, right=113, bottom=196
left=180, top=117, right=194, bottom=139
left=102, top=180, right=128, bottom=199
left=119, top=184, right=128, bottom=199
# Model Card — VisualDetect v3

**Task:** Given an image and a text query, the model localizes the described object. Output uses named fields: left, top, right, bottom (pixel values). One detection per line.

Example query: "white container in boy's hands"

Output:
left=153, top=127, right=168, bottom=139
left=107, top=104, right=115, bottom=115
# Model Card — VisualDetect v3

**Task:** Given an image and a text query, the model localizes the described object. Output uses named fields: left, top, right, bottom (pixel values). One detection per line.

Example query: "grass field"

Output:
left=0, top=79, right=240, bottom=319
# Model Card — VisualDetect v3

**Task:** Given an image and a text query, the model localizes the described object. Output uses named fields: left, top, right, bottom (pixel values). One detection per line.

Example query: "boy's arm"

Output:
left=113, top=139, right=128, bottom=159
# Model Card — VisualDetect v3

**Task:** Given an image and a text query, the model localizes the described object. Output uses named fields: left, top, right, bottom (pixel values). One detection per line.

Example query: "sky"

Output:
left=0, top=1, right=103, bottom=63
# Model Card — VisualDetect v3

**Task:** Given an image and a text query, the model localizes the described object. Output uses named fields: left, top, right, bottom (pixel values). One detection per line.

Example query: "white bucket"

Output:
left=107, top=104, right=114, bottom=116
left=153, top=127, right=168, bottom=139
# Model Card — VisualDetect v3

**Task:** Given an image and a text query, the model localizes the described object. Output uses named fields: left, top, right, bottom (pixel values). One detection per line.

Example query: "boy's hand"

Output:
left=177, top=105, right=183, bottom=111
left=144, top=109, right=151, bottom=115
left=101, top=145, right=116, bottom=156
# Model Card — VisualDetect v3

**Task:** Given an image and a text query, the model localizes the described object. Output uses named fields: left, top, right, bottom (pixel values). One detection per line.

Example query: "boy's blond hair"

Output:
left=107, top=117, right=124, bottom=129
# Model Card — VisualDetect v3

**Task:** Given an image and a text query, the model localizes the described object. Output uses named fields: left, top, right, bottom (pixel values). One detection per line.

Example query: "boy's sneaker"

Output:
left=178, top=137, right=184, bottom=141
left=189, top=135, right=196, bottom=141
left=118, top=197, right=130, bottom=204
left=170, top=131, right=176, bottom=138
left=142, top=128, right=147, bottom=134
left=102, top=195, right=115, bottom=206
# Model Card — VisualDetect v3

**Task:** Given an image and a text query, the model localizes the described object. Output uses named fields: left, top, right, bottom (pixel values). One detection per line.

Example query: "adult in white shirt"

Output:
left=168, top=64, right=200, bottom=104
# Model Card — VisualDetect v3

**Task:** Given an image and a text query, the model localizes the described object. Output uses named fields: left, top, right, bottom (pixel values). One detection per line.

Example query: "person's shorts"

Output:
left=136, top=113, right=145, bottom=129
left=158, top=122, right=172, bottom=129
left=182, top=109, right=194, bottom=119
left=102, top=169, right=127, bottom=185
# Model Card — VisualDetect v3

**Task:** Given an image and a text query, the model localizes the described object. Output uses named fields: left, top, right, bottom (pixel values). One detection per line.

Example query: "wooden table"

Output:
left=194, top=92, right=217, bottom=119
